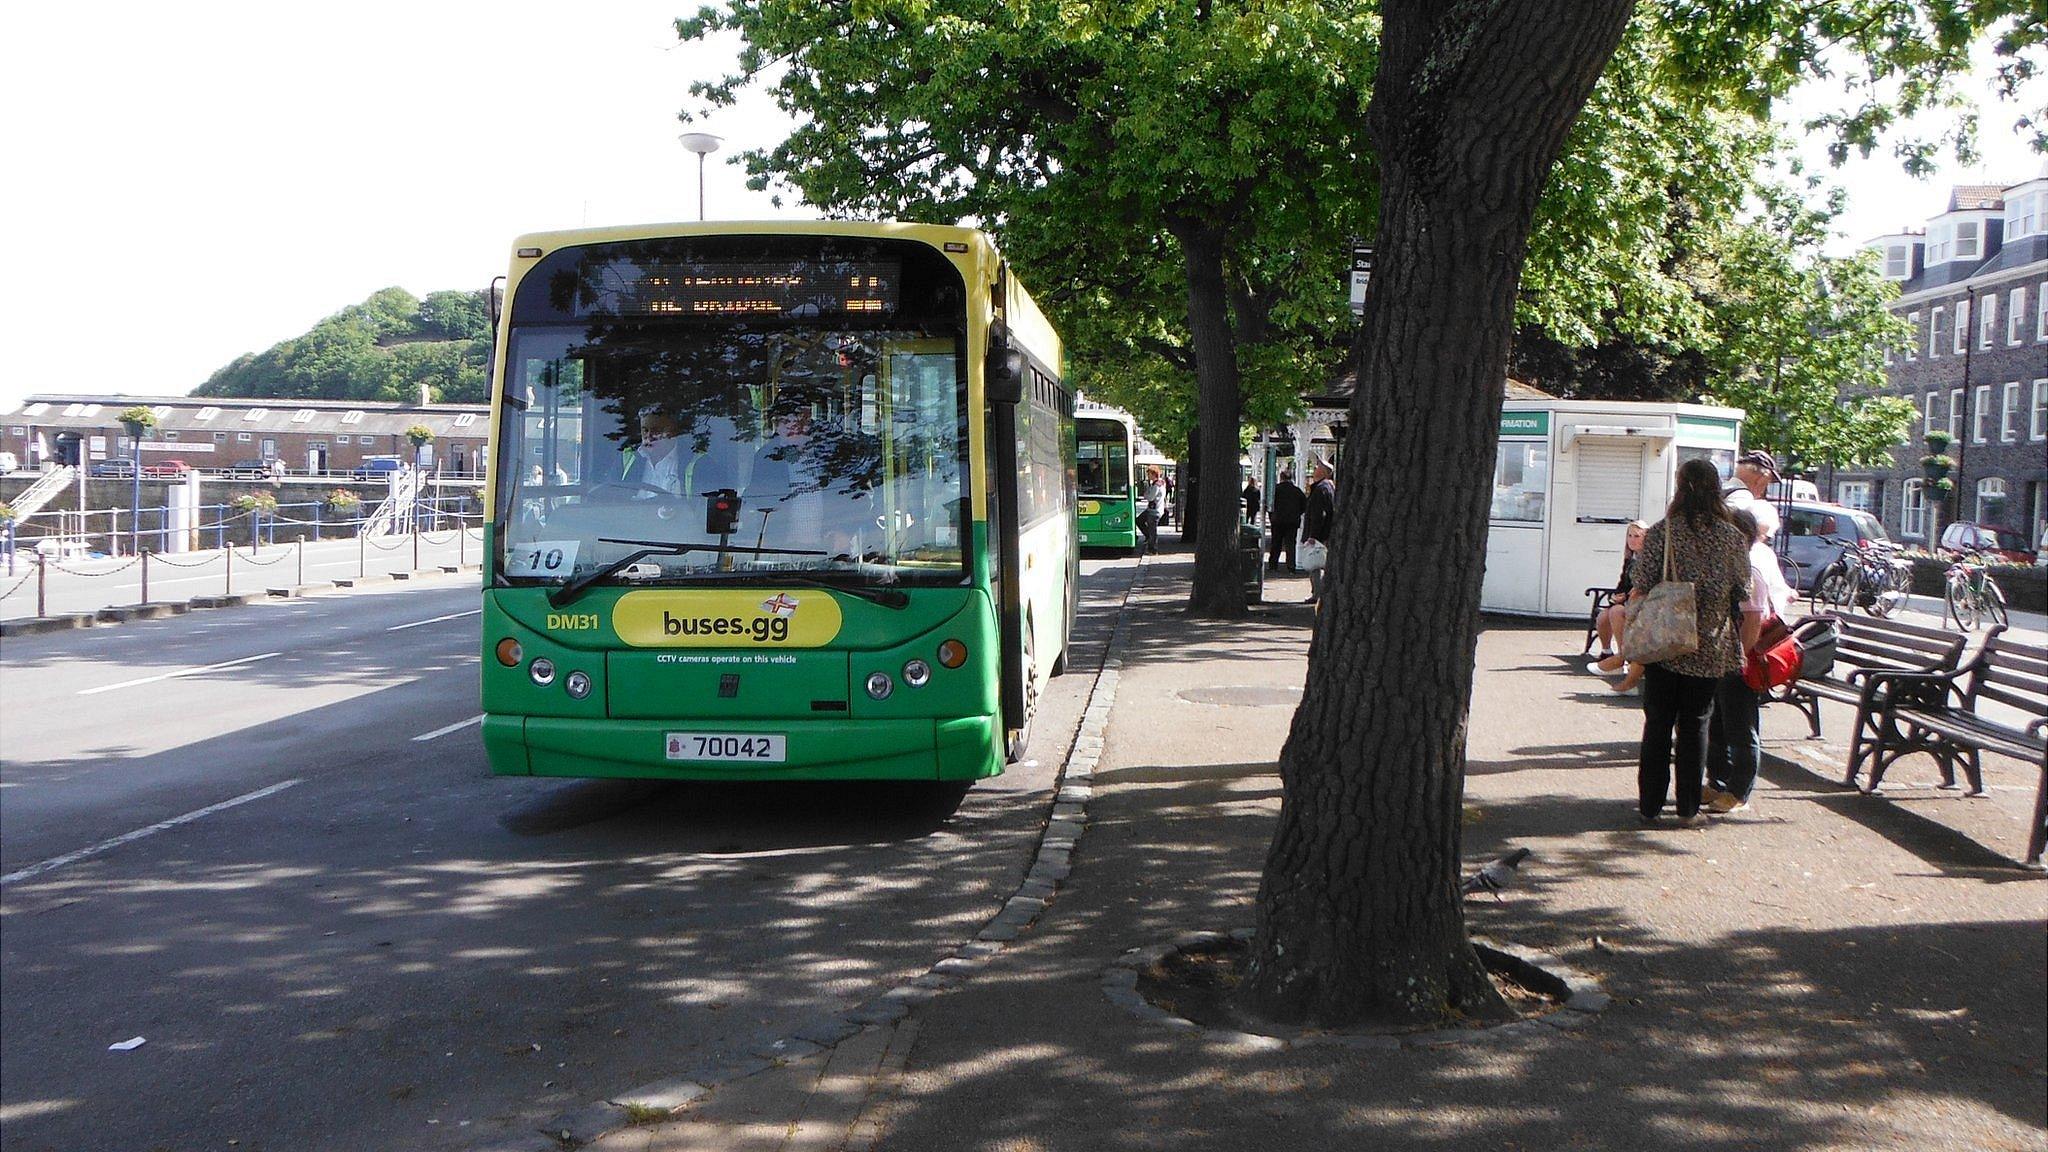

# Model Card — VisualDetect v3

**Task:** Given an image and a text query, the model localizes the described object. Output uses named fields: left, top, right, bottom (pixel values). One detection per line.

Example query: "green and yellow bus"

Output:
left=1075, top=407, right=1139, bottom=553
left=481, top=223, right=1076, bottom=781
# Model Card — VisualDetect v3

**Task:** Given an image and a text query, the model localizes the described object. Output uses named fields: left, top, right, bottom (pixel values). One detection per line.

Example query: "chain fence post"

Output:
left=225, top=538, right=233, bottom=596
left=141, top=550, right=150, bottom=605
left=37, top=549, right=47, bottom=617
left=413, top=512, right=420, bottom=572
left=297, top=535, right=305, bottom=587
left=359, top=521, right=366, bottom=578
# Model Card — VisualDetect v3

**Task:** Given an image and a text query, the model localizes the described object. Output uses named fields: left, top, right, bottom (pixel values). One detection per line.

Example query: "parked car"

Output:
left=352, top=455, right=406, bottom=480
left=1776, top=500, right=1892, bottom=590
left=1939, top=521, right=2036, bottom=565
left=0, top=451, right=17, bottom=474
left=141, top=458, right=192, bottom=477
left=89, top=459, right=137, bottom=478
left=222, top=458, right=271, bottom=479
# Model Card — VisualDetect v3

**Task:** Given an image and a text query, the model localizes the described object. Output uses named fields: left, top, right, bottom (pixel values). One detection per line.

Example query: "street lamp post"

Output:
left=121, top=419, right=147, bottom=558
left=679, top=132, right=723, bottom=221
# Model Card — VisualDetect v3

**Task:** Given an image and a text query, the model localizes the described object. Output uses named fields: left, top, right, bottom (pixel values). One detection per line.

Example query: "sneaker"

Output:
left=1673, top=812, right=1708, bottom=828
left=1706, top=792, right=1750, bottom=814
left=1700, top=785, right=1727, bottom=807
left=1586, top=661, right=1626, bottom=678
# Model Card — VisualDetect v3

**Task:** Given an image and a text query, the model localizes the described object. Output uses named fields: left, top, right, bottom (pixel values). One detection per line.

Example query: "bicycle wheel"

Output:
left=1945, top=575, right=1980, bottom=631
left=1811, top=563, right=1853, bottom=613
left=1983, top=580, right=2009, bottom=628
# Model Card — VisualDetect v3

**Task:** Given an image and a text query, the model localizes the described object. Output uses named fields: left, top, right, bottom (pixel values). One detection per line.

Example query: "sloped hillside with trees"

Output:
left=195, top=287, right=491, bottom=404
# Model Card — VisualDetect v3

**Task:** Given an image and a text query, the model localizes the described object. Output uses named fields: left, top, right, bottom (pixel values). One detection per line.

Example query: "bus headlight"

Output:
left=564, top=670, right=592, bottom=699
left=530, top=658, right=557, bottom=686
left=865, top=671, right=894, bottom=700
left=936, top=640, right=968, bottom=669
left=903, top=659, right=931, bottom=687
left=495, top=638, right=523, bottom=666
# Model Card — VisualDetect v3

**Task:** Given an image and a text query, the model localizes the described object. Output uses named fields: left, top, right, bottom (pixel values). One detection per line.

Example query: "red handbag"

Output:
left=1743, top=615, right=1801, bottom=691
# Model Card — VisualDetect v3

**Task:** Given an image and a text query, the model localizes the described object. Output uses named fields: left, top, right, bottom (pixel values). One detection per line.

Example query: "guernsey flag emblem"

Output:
left=761, top=593, right=800, bottom=617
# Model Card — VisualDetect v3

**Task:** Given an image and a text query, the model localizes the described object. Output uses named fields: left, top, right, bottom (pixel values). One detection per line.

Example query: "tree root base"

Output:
left=1105, top=929, right=1611, bottom=1051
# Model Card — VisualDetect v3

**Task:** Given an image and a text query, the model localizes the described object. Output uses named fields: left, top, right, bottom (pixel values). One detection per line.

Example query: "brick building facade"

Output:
left=1839, top=169, right=2048, bottom=552
left=0, top=394, right=490, bottom=479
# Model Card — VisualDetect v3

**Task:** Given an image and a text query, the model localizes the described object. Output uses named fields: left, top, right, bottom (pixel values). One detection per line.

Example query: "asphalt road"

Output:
left=0, top=556, right=1134, bottom=1151
left=0, top=529, right=485, bottom=621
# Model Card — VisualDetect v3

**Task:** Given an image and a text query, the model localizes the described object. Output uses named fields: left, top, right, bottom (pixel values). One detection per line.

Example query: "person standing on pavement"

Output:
left=1267, top=469, right=1306, bottom=572
left=1703, top=506, right=1794, bottom=814
left=1137, top=466, right=1165, bottom=555
left=1302, top=458, right=1336, bottom=604
left=1242, top=476, right=1261, bottom=527
left=1631, top=457, right=1751, bottom=825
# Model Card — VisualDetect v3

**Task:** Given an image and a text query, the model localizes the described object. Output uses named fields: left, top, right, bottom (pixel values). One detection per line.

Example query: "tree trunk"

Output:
left=1238, top=0, right=1635, bottom=1028
left=1177, top=222, right=1249, bottom=618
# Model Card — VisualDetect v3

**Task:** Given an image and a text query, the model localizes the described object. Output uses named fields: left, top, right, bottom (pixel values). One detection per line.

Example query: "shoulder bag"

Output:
left=1620, top=523, right=1698, bottom=666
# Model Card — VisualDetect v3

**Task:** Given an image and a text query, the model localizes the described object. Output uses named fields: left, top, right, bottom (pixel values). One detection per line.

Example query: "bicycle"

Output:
left=1942, top=545, right=2010, bottom=632
left=1808, top=536, right=1910, bottom=618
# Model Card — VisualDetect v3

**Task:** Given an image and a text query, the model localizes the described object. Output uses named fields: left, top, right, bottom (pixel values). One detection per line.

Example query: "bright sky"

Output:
left=2, top=4, right=2037, bottom=411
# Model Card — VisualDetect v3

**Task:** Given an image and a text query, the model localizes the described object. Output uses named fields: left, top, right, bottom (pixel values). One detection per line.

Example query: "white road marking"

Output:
left=388, top=609, right=481, bottom=632
left=1, top=779, right=302, bottom=885
left=77, top=651, right=282, bottom=696
left=413, top=714, right=485, bottom=742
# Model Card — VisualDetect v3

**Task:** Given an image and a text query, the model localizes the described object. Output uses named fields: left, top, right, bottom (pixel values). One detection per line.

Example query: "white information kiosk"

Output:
left=1482, top=399, right=1743, bottom=618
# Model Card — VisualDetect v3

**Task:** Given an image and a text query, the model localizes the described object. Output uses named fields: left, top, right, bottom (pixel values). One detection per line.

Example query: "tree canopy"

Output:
left=195, top=287, right=493, bottom=404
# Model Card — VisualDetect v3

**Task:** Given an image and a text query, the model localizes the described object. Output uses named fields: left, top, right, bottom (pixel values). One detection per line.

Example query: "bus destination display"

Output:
left=610, top=260, right=901, bottom=318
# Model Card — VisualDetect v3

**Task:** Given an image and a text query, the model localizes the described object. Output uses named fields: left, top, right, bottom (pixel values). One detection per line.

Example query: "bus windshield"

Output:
left=497, top=324, right=968, bottom=588
left=1076, top=419, right=1131, bottom=498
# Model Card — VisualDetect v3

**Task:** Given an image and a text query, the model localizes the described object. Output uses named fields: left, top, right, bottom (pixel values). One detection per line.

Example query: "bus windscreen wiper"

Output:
left=547, top=537, right=824, bottom=607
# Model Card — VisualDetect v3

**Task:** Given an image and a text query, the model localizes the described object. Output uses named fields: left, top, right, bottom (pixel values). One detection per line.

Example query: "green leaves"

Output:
left=196, top=287, right=492, bottom=404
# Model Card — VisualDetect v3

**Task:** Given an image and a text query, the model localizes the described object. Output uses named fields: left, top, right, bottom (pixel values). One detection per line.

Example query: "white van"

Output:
left=0, top=451, right=17, bottom=474
left=1765, top=478, right=1819, bottom=502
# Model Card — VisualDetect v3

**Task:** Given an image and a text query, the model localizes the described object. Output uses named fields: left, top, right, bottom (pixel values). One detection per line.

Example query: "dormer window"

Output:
left=243, top=407, right=268, bottom=421
left=2007, top=191, right=2040, bottom=239
left=1953, top=221, right=1981, bottom=260
left=1927, top=224, right=1952, bottom=264
left=1883, top=245, right=1910, bottom=278
left=194, top=406, right=220, bottom=422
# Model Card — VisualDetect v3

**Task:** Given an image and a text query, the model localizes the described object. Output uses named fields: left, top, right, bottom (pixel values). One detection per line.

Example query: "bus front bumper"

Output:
left=484, top=714, right=1001, bottom=781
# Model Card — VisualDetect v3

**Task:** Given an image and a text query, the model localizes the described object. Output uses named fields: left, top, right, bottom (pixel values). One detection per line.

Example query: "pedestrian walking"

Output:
left=1703, top=506, right=1793, bottom=814
left=1630, top=457, right=1751, bottom=825
left=1267, top=470, right=1306, bottom=572
left=1301, top=458, right=1336, bottom=604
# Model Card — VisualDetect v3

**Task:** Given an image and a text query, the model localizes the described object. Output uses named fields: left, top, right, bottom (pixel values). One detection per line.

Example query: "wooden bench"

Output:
left=1582, top=586, right=1620, bottom=655
left=1766, top=613, right=1970, bottom=787
left=1858, top=629, right=2048, bottom=867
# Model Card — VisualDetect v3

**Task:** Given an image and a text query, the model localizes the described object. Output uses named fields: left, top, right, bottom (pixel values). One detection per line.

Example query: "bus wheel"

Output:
left=1005, top=627, right=1038, bottom=763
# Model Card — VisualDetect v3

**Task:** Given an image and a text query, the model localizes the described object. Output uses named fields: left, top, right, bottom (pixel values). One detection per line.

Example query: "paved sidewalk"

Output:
left=587, top=552, right=2048, bottom=1152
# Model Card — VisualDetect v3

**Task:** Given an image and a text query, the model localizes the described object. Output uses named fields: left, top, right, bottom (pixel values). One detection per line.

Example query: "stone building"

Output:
left=0, top=393, right=489, bottom=479
left=1843, top=166, right=2048, bottom=550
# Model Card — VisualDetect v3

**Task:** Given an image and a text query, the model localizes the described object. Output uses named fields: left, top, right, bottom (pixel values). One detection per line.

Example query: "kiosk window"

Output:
left=1490, top=441, right=1548, bottom=522
left=1575, top=441, right=1643, bottom=523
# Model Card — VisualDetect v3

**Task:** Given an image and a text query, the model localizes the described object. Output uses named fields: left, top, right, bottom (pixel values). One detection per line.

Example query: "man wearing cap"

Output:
left=1724, top=450, right=1780, bottom=543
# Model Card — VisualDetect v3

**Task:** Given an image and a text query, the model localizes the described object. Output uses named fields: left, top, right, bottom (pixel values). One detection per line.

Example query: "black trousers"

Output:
left=1639, top=663, right=1720, bottom=818
left=1268, top=520, right=1299, bottom=570
left=1706, top=671, right=1762, bottom=801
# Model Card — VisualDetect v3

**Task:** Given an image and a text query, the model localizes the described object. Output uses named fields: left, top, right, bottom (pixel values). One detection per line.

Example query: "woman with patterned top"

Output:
left=1629, top=457, right=1752, bottom=825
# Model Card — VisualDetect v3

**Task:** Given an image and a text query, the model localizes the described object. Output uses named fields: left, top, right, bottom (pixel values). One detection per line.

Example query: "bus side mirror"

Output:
left=985, top=347, right=1026, bottom=405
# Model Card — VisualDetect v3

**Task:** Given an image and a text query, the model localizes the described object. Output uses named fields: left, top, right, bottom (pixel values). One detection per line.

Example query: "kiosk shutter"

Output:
left=1575, top=442, right=1643, bottom=523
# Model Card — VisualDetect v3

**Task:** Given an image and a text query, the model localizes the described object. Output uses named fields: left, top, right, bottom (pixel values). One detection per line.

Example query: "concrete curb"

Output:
left=189, top=592, right=264, bottom=609
left=496, top=557, right=1148, bottom=1151
left=0, top=613, right=98, bottom=636
left=96, top=602, right=191, bottom=623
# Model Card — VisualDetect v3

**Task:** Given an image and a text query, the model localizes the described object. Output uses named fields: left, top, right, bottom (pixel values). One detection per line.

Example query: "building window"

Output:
left=22, top=403, right=48, bottom=416
left=1929, top=307, right=1944, bottom=358
left=1981, top=294, right=1998, bottom=347
left=1837, top=481, right=1872, bottom=512
left=293, top=409, right=315, bottom=423
left=2011, top=287, right=2027, bottom=345
left=1884, top=245, right=1910, bottom=278
left=9, top=427, right=23, bottom=436
left=341, top=410, right=364, bottom=424
left=212, top=432, right=226, bottom=441
left=2003, top=382, right=2022, bottom=442
left=1949, top=389, right=1964, bottom=438
left=237, top=432, right=252, bottom=442
left=62, top=403, right=83, bottom=417
left=1953, top=301, right=1969, bottom=353
left=1928, top=224, right=1952, bottom=264
left=336, top=435, right=351, bottom=444
left=453, top=413, right=478, bottom=427
left=195, top=407, right=220, bottom=422
left=2038, top=282, right=2047, bottom=340
left=1972, top=385, right=1991, bottom=443
left=1976, top=478, right=2006, bottom=524
left=1924, top=391, right=1939, bottom=434
left=2034, top=379, right=2048, bottom=441
left=2010, top=192, right=2040, bottom=239
left=1901, top=480, right=1926, bottom=538
left=164, top=430, right=179, bottom=440
left=243, top=407, right=268, bottom=421
left=1954, top=221, right=1980, bottom=260
left=1906, top=312, right=1919, bottom=359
